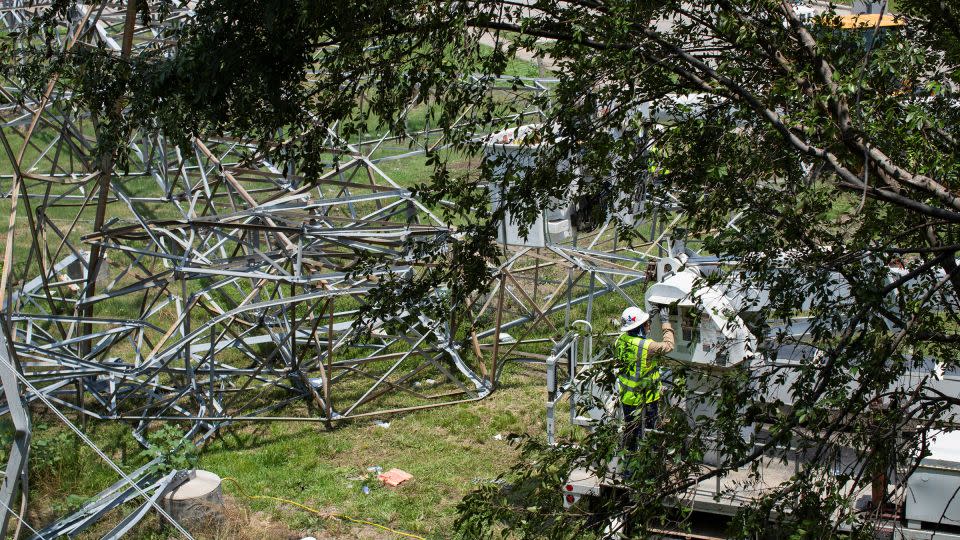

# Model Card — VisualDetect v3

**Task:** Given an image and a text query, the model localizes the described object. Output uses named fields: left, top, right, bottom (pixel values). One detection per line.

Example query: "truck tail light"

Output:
left=566, top=494, right=575, bottom=504
left=565, top=484, right=573, bottom=491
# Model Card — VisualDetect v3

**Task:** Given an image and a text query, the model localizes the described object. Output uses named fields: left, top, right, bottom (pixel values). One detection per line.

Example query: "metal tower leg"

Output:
left=0, top=320, right=30, bottom=539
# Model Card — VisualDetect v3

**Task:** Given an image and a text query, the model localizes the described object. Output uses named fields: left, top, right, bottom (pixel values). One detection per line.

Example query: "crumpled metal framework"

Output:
left=0, top=2, right=677, bottom=537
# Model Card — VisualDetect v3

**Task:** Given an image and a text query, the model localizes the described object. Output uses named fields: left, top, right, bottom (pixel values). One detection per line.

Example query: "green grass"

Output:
left=15, top=361, right=565, bottom=539
left=479, top=43, right=548, bottom=79
left=199, top=376, right=545, bottom=539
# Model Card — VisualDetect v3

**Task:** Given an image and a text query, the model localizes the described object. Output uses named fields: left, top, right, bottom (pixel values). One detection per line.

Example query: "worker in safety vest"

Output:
left=616, top=305, right=674, bottom=453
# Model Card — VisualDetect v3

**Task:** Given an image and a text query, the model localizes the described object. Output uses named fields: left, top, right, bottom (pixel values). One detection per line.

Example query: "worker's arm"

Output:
left=647, top=321, right=675, bottom=354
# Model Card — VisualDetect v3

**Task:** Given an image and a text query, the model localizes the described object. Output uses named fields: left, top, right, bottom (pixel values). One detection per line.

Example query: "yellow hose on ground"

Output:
left=221, top=476, right=426, bottom=540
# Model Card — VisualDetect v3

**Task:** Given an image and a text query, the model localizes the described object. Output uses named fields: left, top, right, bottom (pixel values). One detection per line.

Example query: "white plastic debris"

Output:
left=375, top=420, right=391, bottom=429
left=492, top=433, right=504, bottom=441
left=497, top=333, right=516, bottom=344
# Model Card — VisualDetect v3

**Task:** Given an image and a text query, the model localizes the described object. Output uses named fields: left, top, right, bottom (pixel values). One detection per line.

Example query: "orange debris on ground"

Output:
left=377, top=468, right=413, bottom=487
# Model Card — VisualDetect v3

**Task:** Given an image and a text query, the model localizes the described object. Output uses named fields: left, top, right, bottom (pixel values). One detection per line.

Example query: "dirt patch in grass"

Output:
left=194, top=496, right=397, bottom=540
left=204, top=497, right=303, bottom=539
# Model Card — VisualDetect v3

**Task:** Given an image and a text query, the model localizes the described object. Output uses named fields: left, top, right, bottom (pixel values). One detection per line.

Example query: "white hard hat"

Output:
left=620, top=306, right=649, bottom=332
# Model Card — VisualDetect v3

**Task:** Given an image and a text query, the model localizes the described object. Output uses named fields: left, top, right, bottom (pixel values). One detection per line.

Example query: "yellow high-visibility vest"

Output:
left=616, top=334, right=661, bottom=405
left=648, top=145, right=671, bottom=176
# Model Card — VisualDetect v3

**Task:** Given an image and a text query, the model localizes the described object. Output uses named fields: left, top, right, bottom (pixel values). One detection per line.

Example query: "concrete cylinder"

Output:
left=161, top=470, right=224, bottom=528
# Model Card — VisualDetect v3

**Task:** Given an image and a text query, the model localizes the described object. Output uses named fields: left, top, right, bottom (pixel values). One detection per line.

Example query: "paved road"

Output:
left=808, top=0, right=855, bottom=15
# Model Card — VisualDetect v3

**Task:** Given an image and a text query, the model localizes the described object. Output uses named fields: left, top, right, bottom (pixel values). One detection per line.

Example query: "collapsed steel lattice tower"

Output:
left=0, top=2, right=680, bottom=536
left=0, top=1, right=495, bottom=435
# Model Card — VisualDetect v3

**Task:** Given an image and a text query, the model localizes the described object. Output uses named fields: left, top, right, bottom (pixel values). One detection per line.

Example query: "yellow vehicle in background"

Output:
left=835, top=13, right=905, bottom=29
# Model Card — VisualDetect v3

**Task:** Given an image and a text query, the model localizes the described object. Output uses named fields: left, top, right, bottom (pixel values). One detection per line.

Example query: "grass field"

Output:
left=198, top=366, right=549, bottom=539
left=19, top=359, right=570, bottom=539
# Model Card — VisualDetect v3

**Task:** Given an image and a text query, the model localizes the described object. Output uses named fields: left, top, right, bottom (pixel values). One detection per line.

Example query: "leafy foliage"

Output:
left=139, top=425, right=198, bottom=475
left=29, top=423, right=75, bottom=477
left=7, top=0, right=960, bottom=536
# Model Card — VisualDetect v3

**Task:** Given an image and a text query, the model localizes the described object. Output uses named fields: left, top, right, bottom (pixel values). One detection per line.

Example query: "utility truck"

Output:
left=550, top=252, right=960, bottom=538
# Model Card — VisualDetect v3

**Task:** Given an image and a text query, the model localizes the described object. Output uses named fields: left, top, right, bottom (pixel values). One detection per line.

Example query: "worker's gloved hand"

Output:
left=659, top=307, right=669, bottom=324
left=648, top=305, right=660, bottom=320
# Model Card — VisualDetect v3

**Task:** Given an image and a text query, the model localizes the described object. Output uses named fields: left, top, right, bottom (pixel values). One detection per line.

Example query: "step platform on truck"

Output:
left=563, top=453, right=802, bottom=514
left=562, top=453, right=960, bottom=540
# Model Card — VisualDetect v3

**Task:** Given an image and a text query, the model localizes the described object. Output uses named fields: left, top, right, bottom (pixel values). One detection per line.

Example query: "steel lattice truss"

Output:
left=0, top=2, right=681, bottom=537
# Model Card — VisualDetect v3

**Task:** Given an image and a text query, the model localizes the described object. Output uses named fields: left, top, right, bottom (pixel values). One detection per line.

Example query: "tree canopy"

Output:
left=7, top=0, right=960, bottom=537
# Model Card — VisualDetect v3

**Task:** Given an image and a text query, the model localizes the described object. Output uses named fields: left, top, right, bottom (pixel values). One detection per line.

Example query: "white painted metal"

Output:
left=906, top=431, right=960, bottom=525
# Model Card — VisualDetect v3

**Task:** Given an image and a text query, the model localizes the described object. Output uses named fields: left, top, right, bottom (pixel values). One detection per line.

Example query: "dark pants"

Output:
left=621, top=400, right=659, bottom=453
